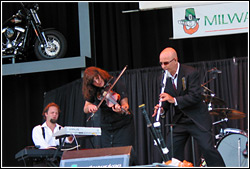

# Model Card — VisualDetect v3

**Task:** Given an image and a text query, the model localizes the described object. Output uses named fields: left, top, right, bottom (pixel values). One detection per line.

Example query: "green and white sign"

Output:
left=172, top=2, right=248, bottom=39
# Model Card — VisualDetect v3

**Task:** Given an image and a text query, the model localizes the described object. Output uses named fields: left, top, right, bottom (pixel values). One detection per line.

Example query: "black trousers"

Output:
left=100, top=120, right=136, bottom=165
left=100, top=120, right=135, bottom=148
left=166, top=122, right=226, bottom=167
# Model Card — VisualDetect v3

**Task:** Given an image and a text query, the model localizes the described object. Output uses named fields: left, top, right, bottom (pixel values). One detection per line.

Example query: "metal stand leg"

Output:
left=165, top=124, right=176, bottom=160
left=238, top=138, right=241, bottom=167
left=12, top=55, right=16, bottom=64
left=191, top=136, right=196, bottom=166
left=170, top=125, right=174, bottom=159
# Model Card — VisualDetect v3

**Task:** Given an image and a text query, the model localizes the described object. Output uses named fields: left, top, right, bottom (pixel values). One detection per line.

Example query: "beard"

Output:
left=50, top=119, right=57, bottom=124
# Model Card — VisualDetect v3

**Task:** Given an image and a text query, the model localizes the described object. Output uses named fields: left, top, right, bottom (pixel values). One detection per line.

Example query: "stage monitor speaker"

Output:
left=60, top=146, right=133, bottom=167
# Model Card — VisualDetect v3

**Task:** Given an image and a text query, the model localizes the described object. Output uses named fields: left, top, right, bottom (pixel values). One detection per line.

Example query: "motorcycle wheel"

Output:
left=34, top=30, right=67, bottom=60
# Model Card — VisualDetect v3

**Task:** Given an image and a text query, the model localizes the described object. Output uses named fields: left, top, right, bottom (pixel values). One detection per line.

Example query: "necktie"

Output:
left=172, top=74, right=177, bottom=91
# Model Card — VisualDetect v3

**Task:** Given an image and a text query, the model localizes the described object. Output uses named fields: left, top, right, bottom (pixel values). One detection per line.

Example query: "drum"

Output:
left=223, top=128, right=247, bottom=136
left=216, top=132, right=248, bottom=167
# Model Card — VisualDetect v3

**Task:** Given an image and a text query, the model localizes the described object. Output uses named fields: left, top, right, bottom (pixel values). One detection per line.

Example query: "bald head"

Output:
left=160, top=47, right=178, bottom=61
left=159, top=47, right=178, bottom=75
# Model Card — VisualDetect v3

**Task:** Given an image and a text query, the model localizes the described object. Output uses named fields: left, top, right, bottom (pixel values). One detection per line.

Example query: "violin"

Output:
left=86, top=65, right=128, bottom=122
left=98, top=87, right=130, bottom=115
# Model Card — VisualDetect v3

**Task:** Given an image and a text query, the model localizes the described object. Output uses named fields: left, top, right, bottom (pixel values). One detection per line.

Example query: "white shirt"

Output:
left=166, top=62, right=180, bottom=106
left=168, top=62, right=180, bottom=88
left=32, top=122, right=73, bottom=149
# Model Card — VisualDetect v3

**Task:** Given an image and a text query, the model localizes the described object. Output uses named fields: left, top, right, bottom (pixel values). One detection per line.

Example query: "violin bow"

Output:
left=86, top=65, right=128, bottom=122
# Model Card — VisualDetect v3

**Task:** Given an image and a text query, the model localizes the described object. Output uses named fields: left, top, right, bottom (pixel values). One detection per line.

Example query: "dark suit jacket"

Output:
left=163, top=64, right=212, bottom=131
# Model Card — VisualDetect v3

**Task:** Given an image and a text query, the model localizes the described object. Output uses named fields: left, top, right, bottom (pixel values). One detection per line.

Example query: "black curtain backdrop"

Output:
left=89, top=2, right=248, bottom=71
left=2, top=2, right=248, bottom=167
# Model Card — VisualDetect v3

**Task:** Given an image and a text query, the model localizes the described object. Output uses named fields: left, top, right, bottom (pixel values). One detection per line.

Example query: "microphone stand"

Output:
left=201, top=68, right=222, bottom=95
left=201, top=77, right=216, bottom=89
left=201, top=76, right=216, bottom=111
left=165, top=103, right=175, bottom=160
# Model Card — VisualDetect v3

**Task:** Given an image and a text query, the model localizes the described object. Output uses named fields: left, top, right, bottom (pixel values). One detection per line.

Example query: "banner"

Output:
left=172, top=2, right=248, bottom=39
left=139, top=2, right=222, bottom=10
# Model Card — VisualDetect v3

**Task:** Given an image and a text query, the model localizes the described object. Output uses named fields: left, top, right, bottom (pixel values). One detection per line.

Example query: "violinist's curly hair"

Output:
left=82, top=67, right=112, bottom=100
left=42, top=102, right=61, bottom=120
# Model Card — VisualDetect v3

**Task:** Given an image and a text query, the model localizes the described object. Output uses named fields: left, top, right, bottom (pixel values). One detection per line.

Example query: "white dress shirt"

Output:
left=166, top=62, right=180, bottom=106
left=32, top=122, right=73, bottom=149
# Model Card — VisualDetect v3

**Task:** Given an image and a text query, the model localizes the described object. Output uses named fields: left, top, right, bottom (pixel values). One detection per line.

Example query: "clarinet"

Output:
left=139, top=104, right=170, bottom=162
left=153, top=70, right=170, bottom=161
left=156, top=70, right=168, bottom=121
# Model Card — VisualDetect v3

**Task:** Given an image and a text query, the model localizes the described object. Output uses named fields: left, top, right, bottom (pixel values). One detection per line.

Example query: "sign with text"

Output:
left=172, top=2, right=248, bottom=39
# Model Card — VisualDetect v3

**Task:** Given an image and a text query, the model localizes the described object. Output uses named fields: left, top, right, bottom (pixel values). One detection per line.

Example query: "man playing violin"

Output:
left=82, top=66, right=135, bottom=150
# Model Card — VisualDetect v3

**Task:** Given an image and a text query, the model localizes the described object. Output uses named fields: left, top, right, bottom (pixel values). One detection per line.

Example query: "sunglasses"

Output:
left=159, top=58, right=175, bottom=65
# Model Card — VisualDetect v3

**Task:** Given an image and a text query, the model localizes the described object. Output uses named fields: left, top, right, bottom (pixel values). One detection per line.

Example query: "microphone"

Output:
left=208, top=67, right=222, bottom=73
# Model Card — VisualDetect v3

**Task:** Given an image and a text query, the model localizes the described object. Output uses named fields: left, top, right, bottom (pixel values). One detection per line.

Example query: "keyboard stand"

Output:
left=49, top=137, right=66, bottom=166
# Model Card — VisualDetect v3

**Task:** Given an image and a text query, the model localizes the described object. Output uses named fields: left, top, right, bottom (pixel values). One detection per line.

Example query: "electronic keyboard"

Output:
left=52, top=126, right=101, bottom=139
left=15, top=147, right=62, bottom=160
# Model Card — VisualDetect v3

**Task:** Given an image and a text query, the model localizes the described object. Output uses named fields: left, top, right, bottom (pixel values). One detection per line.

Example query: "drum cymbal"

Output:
left=202, top=94, right=226, bottom=105
left=209, top=108, right=246, bottom=119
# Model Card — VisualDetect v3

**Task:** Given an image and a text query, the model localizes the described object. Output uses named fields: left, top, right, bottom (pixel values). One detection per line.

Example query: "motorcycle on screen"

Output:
left=2, top=2, right=67, bottom=62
